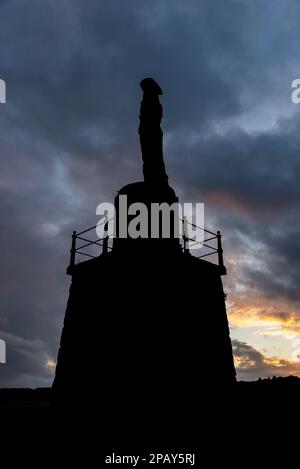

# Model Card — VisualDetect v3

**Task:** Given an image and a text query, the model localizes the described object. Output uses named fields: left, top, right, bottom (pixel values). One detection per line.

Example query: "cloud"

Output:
left=1, top=0, right=300, bottom=385
left=232, top=339, right=300, bottom=381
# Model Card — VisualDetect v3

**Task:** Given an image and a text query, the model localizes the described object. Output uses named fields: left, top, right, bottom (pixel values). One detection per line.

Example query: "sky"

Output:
left=0, top=0, right=300, bottom=386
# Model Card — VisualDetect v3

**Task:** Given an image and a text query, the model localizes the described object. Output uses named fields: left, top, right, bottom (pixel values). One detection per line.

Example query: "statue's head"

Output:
left=140, top=77, right=162, bottom=95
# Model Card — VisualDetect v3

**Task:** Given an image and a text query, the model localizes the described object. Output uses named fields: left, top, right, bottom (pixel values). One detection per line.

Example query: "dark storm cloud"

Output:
left=242, top=242, right=300, bottom=304
left=169, top=117, right=300, bottom=214
left=221, top=207, right=300, bottom=305
left=0, top=0, right=300, bottom=384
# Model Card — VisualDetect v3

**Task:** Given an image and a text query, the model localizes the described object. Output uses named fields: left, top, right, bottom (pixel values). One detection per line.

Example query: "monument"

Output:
left=52, top=78, right=236, bottom=432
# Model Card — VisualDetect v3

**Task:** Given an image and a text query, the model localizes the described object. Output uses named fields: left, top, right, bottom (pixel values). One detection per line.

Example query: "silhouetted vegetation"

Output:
left=1, top=376, right=300, bottom=412
left=238, top=375, right=300, bottom=385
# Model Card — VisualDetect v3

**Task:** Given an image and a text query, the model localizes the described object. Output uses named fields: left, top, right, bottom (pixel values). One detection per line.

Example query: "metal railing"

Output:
left=66, top=216, right=113, bottom=275
left=67, top=216, right=226, bottom=275
left=181, top=217, right=226, bottom=274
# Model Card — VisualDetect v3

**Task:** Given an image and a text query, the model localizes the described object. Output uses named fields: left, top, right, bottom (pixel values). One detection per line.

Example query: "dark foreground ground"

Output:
left=0, top=377, right=299, bottom=466
left=1, top=375, right=299, bottom=411
left=0, top=376, right=300, bottom=408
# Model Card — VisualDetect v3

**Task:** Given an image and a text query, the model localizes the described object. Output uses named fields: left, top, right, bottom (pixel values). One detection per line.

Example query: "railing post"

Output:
left=67, top=230, right=76, bottom=275
left=182, top=217, right=190, bottom=255
left=217, top=230, right=226, bottom=275
left=102, top=217, right=109, bottom=255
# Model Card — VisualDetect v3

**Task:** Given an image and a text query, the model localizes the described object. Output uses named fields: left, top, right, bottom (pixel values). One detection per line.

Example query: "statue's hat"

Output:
left=140, top=77, right=162, bottom=95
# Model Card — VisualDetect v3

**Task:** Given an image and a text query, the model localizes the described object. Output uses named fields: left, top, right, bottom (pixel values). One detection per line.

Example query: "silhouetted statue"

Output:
left=139, top=78, right=169, bottom=186
left=52, top=77, right=236, bottom=445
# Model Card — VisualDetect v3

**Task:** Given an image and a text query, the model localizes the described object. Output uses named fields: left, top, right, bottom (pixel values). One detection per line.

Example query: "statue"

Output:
left=138, top=78, right=169, bottom=186
left=52, top=77, right=236, bottom=425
